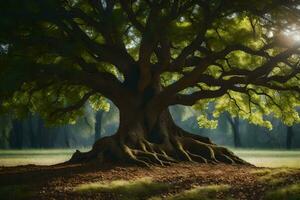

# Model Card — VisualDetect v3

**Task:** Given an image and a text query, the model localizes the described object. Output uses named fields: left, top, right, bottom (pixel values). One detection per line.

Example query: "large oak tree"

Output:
left=1, top=0, right=300, bottom=166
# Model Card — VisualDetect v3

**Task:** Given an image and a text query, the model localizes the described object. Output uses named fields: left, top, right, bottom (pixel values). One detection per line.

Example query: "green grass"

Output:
left=74, top=177, right=169, bottom=200
left=0, top=185, right=35, bottom=200
left=233, top=149, right=300, bottom=168
left=150, top=184, right=231, bottom=200
left=263, top=183, right=300, bottom=200
left=0, top=149, right=300, bottom=168
left=0, top=149, right=89, bottom=166
left=251, top=168, right=300, bottom=185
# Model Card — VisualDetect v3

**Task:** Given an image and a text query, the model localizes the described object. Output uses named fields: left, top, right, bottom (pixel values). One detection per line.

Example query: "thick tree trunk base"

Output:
left=69, top=108, right=248, bottom=166
left=69, top=127, right=248, bottom=167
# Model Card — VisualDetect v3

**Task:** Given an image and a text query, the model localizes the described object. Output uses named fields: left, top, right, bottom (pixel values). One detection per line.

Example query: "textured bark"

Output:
left=69, top=72, right=247, bottom=166
left=69, top=108, right=248, bottom=166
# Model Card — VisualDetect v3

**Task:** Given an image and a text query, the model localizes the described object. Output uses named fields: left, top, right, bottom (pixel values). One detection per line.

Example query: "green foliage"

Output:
left=192, top=100, right=218, bottom=129
left=0, top=0, right=300, bottom=130
left=0, top=0, right=113, bottom=124
left=197, top=115, right=218, bottom=129
left=191, top=12, right=300, bottom=129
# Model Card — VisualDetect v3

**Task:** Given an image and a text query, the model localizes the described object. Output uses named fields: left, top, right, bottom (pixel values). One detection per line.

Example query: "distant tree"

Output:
left=95, top=111, right=104, bottom=141
left=62, top=125, right=70, bottom=148
left=1, top=0, right=300, bottom=166
left=286, top=126, right=294, bottom=149
left=225, top=113, right=241, bottom=148
left=28, top=115, right=39, bottom=148
left=9, top=119, right=23, bottom=149
left=0, top=115, right=12, bottom=148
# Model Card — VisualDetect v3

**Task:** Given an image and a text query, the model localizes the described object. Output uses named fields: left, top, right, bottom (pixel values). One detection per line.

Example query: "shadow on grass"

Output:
left=263, top=183, right=300, bottom=200
left=150, top=184, right=231, bottom=200
left=74, top=177, right=169, bottom=200
left=0, top=184, right=35, bottom=200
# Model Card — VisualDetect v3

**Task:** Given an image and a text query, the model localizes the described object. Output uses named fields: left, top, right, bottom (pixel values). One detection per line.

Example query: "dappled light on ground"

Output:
left=75, top=177, right=169, bottom=200
left=75, top=179, right=231, bottom=200
left=150, top=184, right=230, bottom=200
left=1, top=163, right=300, bottom=199
left=1, top=149, right=300, bottom=199
left=251, top=168, right=300, bottom=186
left=263, top=183, right=300, bottom=200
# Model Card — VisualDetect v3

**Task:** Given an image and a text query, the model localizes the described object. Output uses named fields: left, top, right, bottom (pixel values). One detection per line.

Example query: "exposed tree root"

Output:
left=69, top=133, right=249, bottom=167
left=69, top=108, right=248, bottom=166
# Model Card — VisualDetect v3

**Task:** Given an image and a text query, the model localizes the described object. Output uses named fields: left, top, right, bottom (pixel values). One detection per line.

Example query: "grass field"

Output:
left=233, top=149, right=300, bottom=168
left=0, top=149, right=86, bottom=166
left=0, top=148, right=299, bottom=168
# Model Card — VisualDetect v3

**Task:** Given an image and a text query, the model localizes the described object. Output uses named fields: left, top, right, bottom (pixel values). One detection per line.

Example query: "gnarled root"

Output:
left=69, top=133, right=249, bottom=167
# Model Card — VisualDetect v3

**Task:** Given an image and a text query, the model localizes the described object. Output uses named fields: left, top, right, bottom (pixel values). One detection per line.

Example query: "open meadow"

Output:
left=1, top=149, right=299, bottom=168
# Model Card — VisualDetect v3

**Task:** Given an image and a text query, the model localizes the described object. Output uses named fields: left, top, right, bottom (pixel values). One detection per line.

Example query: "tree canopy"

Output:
left=1, top=0, right=300, bottom=129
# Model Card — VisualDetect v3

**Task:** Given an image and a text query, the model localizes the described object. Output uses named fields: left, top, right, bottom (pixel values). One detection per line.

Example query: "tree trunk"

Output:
left=94, top=111, right=104, bottom=141
left=226, top=113, right=241, bottom=148
left=63, top=125, right=70, bottom=148
left=286, top=126, right=294, bottom=150
left=10, top=119, right=23, bottom=149
left=69, top=74, right=247, bottom=166
left=70, top=107, right=247, bottom=166
left=28, top=116, right=38, bottom=148
left=232, top=117, right=241, bottom=148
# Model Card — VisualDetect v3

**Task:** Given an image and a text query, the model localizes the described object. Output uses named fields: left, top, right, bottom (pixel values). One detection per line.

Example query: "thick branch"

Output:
left=170, top=87, right=228, bottom=106
left=34, top=63, right=132, bottom=107
left=50, top=91, right=95, bottom=118
left=119, top=0, right=145, bottom=32
left=57, top=8, right=136, bottom=75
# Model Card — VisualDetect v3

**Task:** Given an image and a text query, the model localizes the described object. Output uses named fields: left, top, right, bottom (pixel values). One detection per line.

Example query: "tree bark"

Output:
left=69, top=72, right=247, bottom=166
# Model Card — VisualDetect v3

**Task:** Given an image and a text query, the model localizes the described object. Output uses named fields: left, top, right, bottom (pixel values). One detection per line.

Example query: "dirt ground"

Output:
left=0, top=162, right=300, bottom=200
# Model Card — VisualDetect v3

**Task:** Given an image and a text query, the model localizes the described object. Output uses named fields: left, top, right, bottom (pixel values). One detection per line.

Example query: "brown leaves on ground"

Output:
left=0, top=163, right=299, bottom=200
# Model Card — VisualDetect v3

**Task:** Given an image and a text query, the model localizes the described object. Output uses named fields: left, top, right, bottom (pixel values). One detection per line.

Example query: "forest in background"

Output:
left=0, top=102, right=299, bottom=149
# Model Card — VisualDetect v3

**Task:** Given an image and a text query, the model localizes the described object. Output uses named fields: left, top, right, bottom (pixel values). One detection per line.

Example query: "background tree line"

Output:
left=0, top=103, right=299, bottom=149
